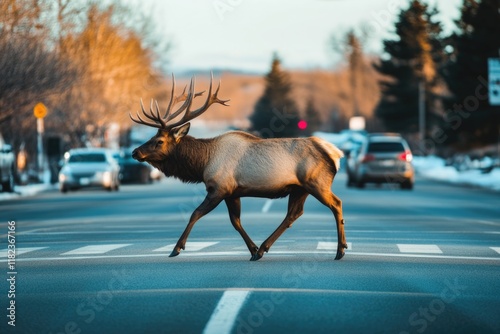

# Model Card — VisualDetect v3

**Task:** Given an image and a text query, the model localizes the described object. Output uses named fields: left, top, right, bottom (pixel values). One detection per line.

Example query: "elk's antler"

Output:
left=130, top=73, right=230, bottom=130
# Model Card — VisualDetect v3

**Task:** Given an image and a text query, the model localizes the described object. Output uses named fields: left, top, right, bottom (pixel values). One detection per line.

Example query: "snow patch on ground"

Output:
left=0, top=183, right=56, bottom=201
left=413, top=156, right=500, bottom=191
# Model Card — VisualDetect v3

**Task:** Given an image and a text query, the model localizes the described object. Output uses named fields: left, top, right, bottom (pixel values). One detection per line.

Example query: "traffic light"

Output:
left=298, top=120, right=308, bottom=130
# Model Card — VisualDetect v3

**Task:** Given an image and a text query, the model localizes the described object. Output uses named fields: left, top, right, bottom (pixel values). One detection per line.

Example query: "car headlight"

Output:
left=59, top=173, right=66, bottom=183
left=97, top=171, right=112, bottom=186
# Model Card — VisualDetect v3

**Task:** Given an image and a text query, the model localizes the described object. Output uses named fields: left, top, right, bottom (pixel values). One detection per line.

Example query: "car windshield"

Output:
left=368, top=142, right=405, bottom=153
left=68, top=153, right=106, bottom=163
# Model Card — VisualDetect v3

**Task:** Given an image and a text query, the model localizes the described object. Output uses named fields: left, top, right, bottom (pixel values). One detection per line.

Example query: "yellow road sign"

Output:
left=34, top=102, right=47, bottom=119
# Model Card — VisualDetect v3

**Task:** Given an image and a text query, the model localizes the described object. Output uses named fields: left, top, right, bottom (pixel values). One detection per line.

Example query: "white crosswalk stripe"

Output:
left=0, top=247, right=47, bottom=257
left=397, top=244, right=442, bottom=254
left=316, top=241, right=352, bottom=250
left=61, top=244, right=131, bottom=255
left=3, top=242, right=500, bottom=260
left=490, top=247, right=500, bottom=254
left=153, top=242, right=219, bottom=252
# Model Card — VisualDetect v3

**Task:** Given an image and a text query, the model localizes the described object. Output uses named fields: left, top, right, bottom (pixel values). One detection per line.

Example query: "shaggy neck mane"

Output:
left=158, top=136, right=214, bottom=183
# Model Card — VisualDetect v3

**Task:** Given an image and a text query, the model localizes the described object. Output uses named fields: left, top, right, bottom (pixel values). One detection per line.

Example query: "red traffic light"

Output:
left=298, top=120, right=308, bottom=130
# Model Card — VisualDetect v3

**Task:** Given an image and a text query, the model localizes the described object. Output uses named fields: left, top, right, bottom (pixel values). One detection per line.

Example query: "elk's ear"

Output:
left=172, top=122, right=190, bottom=142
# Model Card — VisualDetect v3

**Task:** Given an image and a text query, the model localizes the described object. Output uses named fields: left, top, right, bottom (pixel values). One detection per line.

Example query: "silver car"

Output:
left=348, top=134, right=414, bottom=190
left=59, top=148, right=120, bottom=193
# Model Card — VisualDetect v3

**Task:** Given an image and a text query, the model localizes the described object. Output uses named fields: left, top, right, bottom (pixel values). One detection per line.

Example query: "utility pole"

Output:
left=418, top=80, right=425, bottom=153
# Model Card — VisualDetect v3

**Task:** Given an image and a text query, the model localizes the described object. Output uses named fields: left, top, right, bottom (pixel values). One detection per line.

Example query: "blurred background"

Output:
left=0, top=0, right=499, bottom=189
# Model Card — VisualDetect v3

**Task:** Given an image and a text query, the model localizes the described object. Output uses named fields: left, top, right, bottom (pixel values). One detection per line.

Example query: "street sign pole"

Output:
left=34, top=103, right=48, bottom=182
left=37, top=117, right=44, bottom=181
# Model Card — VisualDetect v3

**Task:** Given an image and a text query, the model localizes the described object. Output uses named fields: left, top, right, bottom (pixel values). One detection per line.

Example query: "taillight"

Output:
left=361, top=154, right=375, bottom=163
left=398, top=151, right=413, bottom=162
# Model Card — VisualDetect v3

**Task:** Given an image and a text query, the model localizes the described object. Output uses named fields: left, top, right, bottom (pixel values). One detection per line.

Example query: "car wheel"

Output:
left=346, top=176, right=355, bottom=188
left=61, top=186, right=68, bottom=193
left=401, top=180, right=413, bottom=190
left=2, top=168, right=15, bottom=192
left=356, top=181, right=365, bottom=189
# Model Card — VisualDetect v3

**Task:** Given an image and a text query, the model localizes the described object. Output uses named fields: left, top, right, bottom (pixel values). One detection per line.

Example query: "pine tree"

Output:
left=442, top=0, right=500, bottom=148
left=249, top=54, right=301, bottom=138
left=374, top=1, right=442, bottom=135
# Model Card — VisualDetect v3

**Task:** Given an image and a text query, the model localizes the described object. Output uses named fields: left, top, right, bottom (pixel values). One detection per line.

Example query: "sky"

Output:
left=134, top=0, right=463, bottom=73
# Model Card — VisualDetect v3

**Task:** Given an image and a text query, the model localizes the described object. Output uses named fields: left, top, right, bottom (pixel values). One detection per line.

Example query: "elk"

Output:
left=130, top=74, right=347, bottom=261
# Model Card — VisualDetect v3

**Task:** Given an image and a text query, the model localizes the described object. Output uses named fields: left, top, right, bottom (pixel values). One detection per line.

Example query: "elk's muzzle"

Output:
left=131, top=148, right=145, bottom=162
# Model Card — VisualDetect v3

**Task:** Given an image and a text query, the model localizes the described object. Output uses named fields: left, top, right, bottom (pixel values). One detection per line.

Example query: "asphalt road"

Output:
left=1, top=173, right=499, bottom=334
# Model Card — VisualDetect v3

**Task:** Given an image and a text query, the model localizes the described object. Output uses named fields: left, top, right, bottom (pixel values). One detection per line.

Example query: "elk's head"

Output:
left=130, top=74, right=229, bottom=164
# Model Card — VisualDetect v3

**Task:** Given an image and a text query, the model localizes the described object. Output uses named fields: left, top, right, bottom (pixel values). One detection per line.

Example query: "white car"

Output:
left=59, top=148, right=120, bottom=193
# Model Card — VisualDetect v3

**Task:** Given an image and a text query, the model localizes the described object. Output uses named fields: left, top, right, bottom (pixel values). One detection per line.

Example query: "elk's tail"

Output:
left=311, top=137, right=344, bottom=173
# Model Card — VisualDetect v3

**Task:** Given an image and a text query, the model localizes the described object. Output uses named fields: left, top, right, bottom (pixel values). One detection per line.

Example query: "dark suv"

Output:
left=348, top=133, right=414, bottom=190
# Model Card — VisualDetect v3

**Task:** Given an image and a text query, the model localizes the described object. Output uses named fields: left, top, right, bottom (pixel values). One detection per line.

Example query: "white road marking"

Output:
left=0, top=247, right=46, bottom=257
left=397, top=244, right=442, bottom=254
left=261, top=199, right=273, bottom=213
left=2, top=250, right=500, bottom=263
left=153, top=242, right=219, bottom=252
left=490, top=247, right=500, bottom=254
left=203, top=290, right=250, bottom=334
left=61, top=244, right=131, bottom=255
left=317, top=241, right=352, bottom=250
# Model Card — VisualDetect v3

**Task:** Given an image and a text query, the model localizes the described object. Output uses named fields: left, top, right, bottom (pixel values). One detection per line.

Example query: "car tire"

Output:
left=61, top=186, right=68, bottom=193
left=401, top=180, right=413, bottom=190
left=356, top=181, right=365, bottom=189
left=346, top=176, right=353, bottom=188
left=1, top=167, right=15, bottom=192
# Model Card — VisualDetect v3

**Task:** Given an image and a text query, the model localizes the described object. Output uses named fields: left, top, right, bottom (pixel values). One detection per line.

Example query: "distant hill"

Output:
left=152, top=67, right=381, bottom=132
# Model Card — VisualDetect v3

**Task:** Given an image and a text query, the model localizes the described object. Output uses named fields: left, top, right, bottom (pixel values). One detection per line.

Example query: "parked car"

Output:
left=0, top=133, right=15, bottom=192
left=348, top=133, right=414, bottom=190
left=117, top=148, right=153, bottom=184
left=59, top=148, right=120, bottom=193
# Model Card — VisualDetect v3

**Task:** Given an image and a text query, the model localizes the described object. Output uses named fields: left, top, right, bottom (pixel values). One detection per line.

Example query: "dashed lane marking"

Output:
left=203, top=290, right=250, bottom=334
left=61, top=244, right=131, bottom=255
left=0, top=247, right=47, bottom=257
left=153, top=242, right=219, bottom=252
left=261, top=199, right=273, bottom=213
left=397, top=244, right=442, bottom=254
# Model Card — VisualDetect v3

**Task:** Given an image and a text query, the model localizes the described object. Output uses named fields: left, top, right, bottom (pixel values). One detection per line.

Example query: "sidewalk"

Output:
left=0, top=183, right=57, bottom=201
left=413, top=156, right=500, bottom=192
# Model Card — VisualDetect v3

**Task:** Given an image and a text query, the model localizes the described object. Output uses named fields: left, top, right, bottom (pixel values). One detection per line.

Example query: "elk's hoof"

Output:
left=169, top=249, right=181, bottom=257
left=335, top=248, right=345, bottom=260
left=250, top=246, right=258, bottom=256
left=250, top=253, right=263, bottom=261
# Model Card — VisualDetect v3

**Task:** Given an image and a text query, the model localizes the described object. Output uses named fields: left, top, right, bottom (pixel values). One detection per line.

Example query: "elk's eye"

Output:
left=156, top=140, right=163, bottom=147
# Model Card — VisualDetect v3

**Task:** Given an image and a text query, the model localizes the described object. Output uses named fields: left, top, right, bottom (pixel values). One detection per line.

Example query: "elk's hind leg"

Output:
left=251, top=187, right=308, bottom=261
left=306, top=184, right=347, bottom=260
left=225, top=198, right=258, bottom=256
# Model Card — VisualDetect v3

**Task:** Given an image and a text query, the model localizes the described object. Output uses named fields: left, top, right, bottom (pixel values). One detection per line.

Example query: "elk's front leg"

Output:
left=170, top=193, right=223, bottom=257
left=225, top=198, right=258, bottom=256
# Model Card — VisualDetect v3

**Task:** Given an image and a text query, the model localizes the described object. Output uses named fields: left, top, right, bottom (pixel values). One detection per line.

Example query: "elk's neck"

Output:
left=160, top=136, right=214, bottom=183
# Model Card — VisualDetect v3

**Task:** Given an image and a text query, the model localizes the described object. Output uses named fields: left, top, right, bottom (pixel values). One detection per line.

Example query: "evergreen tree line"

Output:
left=250, top=0, right=500, bottom=153
left=375, top=0, right=500, bottom=152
